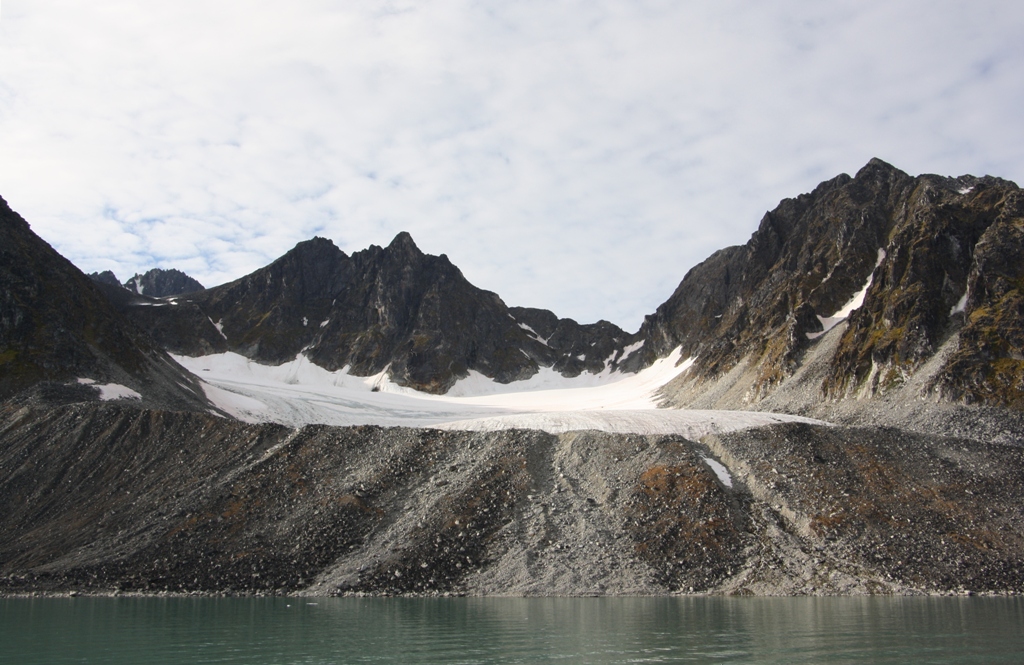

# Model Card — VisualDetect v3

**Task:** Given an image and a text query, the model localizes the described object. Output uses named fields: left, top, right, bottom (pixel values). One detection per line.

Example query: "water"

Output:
left=2, top=596, right=1022, bottom=664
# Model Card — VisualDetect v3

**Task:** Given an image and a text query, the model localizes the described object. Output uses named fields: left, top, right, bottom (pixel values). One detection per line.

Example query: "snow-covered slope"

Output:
left=174, top=350, right=824, bottom=434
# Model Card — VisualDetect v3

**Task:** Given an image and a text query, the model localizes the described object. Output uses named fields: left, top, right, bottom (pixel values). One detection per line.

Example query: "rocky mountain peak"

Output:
left=88, top=268, right=205, bottom=297
left=377, top=231, right=426, bottom=270
left=646, top=159, right=1023, bottom=411
left=126, top=268, right=205, bottom=297
left=108, top=228, right=630, bottom=393
left=386, top=231, right=420, bottom=252
left=89, top=270, right=122, bottom=288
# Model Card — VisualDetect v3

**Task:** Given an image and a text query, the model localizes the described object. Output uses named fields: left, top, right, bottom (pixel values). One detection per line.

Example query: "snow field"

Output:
left=173, top=348, right=825, bottom=435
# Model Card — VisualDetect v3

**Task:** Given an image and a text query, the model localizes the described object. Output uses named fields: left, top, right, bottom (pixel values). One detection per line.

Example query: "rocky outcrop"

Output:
left=1, top=402, right=1021, bottom=596
left=117, top=234, right=631, bottom=394
left=124, top=268, right=205, bottom=297
left=646, top=159, right=1023, bottom=412
left=88, top=270, right=122, bottom=288
left=0, top=196, right=211, bottom=411
left=507, top=306, right=635, bottom=377
left=90, top=268, right=205, bottom=297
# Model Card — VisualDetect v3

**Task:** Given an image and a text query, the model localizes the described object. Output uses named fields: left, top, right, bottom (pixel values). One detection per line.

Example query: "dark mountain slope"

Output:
left=0, top=196, right=211, bottom=411
left=640, top=159, right=1023, bottom=411
left=119, top=233, right=631, bottom=393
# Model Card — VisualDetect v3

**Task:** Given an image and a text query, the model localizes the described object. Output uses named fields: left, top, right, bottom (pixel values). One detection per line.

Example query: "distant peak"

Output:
left=387, top=231, right=421, bottom=254
left=89, top=270, right=122, bottom=288
left=286, top=236, right=345, bottom=259
left=856, top=157, right=902, bottom=177
left=295, top=236, right=339, bottom=250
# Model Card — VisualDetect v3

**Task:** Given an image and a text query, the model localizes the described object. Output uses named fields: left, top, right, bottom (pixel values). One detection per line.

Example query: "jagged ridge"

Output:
left=640, top=159, right=1023, bottom=411
left=117, top=233, right=632, bottom=394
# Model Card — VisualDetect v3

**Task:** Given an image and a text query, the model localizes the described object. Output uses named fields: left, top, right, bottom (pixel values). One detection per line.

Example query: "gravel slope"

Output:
left=2, top=402, right=1021, bottom=597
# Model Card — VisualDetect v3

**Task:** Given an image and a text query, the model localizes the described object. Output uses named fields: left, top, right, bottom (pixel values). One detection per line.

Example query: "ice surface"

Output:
left=436, top=410, right=821, bottom=437
left=173, top=350, right=822, bottom=435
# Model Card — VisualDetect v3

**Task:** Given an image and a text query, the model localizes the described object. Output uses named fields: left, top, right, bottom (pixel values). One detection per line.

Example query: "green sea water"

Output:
left=2, top=596, right=1022, bottom=663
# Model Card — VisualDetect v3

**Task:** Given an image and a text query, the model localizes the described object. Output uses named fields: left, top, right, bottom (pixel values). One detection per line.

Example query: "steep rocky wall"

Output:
left=650, top=160, right=1023, bottom=411
left=2, top=402, right=1021, bottom=597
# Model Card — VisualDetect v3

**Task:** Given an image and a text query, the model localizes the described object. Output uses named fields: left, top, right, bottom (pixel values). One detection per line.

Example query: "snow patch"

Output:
left=320, top=319, right=330, bottom=328
left=302, top=317, right=308, bottom=327
left=950, top=291, right=968, bottom=316
left=443, top=348, right=693, bottom=402
left=702, top=456, right=733, bottom=488
left=958, top=186, right=974, bottom=195
left=210, top=318, right=228, bottom=340
left=808, top=248, right=886, bottom=339
left=97, top=384, right=142, bottom=401
left=78, top=378, right=141, bottom=401
left=620, top=339, right=644, bottom=358
left=517, top=322, right=549, bottom=345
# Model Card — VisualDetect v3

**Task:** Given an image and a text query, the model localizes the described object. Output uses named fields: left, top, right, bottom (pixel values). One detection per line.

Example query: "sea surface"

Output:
left=2, top=596, right=1022, bottom=664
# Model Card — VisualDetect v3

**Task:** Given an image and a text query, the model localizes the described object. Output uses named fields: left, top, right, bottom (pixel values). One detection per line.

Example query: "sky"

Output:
left=1, top=1, right=1022, bottom=332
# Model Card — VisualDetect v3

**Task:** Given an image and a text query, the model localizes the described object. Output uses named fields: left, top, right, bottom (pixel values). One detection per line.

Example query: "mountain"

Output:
left=88, top=270, right=122, bottom=288
left=0, top=195, right=211, bottom=411
left=2, top=160, right=1024, bottom=598
left=91, top=159, right=1023, bottom=413
left=629, top=159, right=1023, bottom=414
left=124, top=268, right=205, bottom=297
left=114, top=233, right=633, bottom=394
left=89, top=268, right=205, bottom=297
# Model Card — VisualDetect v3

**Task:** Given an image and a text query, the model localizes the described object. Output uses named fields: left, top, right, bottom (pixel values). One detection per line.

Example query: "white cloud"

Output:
left=1, top=1, right=1022, bottom=329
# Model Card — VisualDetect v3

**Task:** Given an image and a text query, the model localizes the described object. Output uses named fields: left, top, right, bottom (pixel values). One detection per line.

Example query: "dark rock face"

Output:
left=119, top=233, right=630, bottom=394
left=825, top=171, right=1023, bottom=404
left=642, top=159, right=1023, bottom=409
left=508, top=307, right=636, bottom=377
left=88, top=270, right=122, bottom=288
left=124, top=269, right=205, bottom=297
left=934, top=214, right=1024, bottom=408
left=0, top=196, right=210, bottom=410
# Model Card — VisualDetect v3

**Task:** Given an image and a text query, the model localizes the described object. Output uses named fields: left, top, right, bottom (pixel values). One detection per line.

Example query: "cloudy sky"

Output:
left=1, top=1, right=1022, bottom=331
